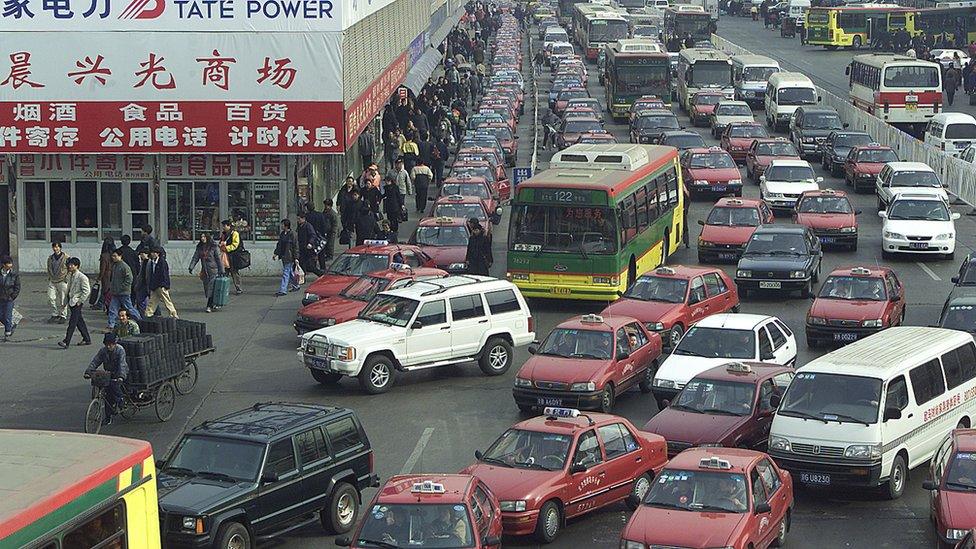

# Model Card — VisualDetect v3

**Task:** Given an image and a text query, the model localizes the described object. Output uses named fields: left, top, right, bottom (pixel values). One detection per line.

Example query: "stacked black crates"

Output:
left=125, top=318, right=214, bottom=388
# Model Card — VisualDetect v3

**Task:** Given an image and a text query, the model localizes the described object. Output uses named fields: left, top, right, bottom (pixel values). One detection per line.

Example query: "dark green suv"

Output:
left=157, top=402, right=378, bottom=549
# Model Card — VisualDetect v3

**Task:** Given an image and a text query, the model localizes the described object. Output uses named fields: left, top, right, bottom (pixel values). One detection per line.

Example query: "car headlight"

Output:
left=694, top=179, right=710, bottom=186
left=646, top=321, right=665, bottom=331
left=937, top=233, right=955, bottom=240
left=790, top=270, right=806, bottom=279
left=181, top=517, right=203, bottom=533
left=304, top=292, right=319, bottom=302
left=514, top=377, right=533, bottom=388
left=808, top=316, right=827, bottom=325
left=839, top=226, right=857, bottom=233
left=654, top=378, right=676, bottom=388
left=699, top=237, right=714, bottom=247
left=449, top=262, right=467, bottom=270
left=844, top=443, right=881, bottom=459
left=620, top=541, right=645, bottom=549
left=570, top=381, right=597, bottom=392
left=948, top=529, right=968, bottom=541
left=769, top=435, right=792, bottom=452
left=737, top=270, right=752, bottom=278
left=728, top=179, right=742, bottom=185
left=500, top=500, right=527, bottom=512
left=803, top=137, right=815, bottom=143
left=884, top=231, right=905, bottom=239
left=334, top=346, right=355, bottom=361
left=862, top=319, right=883, bottom=328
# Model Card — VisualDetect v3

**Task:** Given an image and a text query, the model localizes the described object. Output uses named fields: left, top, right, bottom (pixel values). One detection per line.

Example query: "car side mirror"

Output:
left=890, top=293, right=901, bottom=302
left=412, top=321, right=424, bottom=330
left=952, top=276, right=960, bottom=284
left=698, top=219, right=706, bottom=226
left=922, top=479, right=938, bottom=491
left=884, top=406, right=902, bottom=421
left=155, top=460, right=166, bottom=470
left=760, top=175, right=766, bottom=183
left=855, top=209, right=862, bottom=215
left=475, top=450, right=484, bottom=460
left=261, top=472, right=279, bottom=484
left=528, top=345, right=538, bottom=355
left=952, top=212, right=962, bottom=220
left=336, top=536, right=352, bottom=547
left=816, top=176, right=824, bottom=183
left=845, top=66, right=851, bottom=75
left=817, top=95, right=822, bottom=103
left=760, top=351, right=775, bottom=361
left=755, top=502, right=772, bottom=514
left=878, top=211, right=887, bottom=219
left=570, top=463, right=587, bottom=474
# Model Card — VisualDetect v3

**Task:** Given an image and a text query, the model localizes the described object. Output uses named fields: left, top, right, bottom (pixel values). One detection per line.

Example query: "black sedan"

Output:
left=734, top=225, right=823, bottom=298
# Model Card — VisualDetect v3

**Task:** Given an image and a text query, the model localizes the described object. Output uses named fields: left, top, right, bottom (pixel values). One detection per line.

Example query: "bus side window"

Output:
left=63, top=502, right=125, bottom=549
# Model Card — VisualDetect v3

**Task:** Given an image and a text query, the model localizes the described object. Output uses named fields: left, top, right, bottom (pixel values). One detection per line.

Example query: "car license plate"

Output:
left=718, top=252, right=736, bottom=260
left=550, top=287, right=571, bottom=295
left=833, top=332, right=858, bottom=342
left=910, top=242, right=929, bottom=249
left=306, top=356, right=330, bottom=370
left=712, top=185, right=727, bottom=192
left=537, top=397, right=562, bottom=406
left=819, top=236, right=835, bottom=244
left=800, top=472, right=831, bottom=485
left=759, top=281, right=781, bottom=289
left=906, top=94, right=918, bottom=102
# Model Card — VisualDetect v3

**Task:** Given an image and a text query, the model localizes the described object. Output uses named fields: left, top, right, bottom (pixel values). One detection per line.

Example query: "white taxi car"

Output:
left=880, top=193, right=960, bottom=260
left=875, top=161, right=948, bottom=211
left=760, top=159, right=822, bottom=210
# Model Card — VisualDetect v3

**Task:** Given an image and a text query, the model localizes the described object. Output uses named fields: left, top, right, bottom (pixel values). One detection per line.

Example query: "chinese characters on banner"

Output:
left=344, top=50, right=408, bottom=146
left=161, top=154, right=287, bottom=179
left=15, top=153, right=155, bottom=179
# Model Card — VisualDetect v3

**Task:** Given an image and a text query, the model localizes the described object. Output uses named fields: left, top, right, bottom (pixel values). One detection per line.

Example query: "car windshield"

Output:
left=434, top=203, right=487, bottom=221
left=564, top=120, right=604, bottom=133
left=340, top=276, right=392, bottom=302
left=707, top=206, right=761, bottom=226
left=479, top=126, right=514, bottom=140
left=742, top=66, right=779, bottom=81
left=442, top=183, right=490, bottom=198
left=690, top=153, right=736, bottom=169
left=889, top=170, right=941, bottom=188
left=636, top=115, right=680, bottom=129
left=359, top=294, right=420, bottom=327
left=946, top=123, right=976, bottom=139
left=777, top=87, right=817, bottom=106
left=883, top=65, right=940, bottom=88
left=482, top=428, right=572, bottom=471
left=945, top=452, right=976, bottom=491
left=716, top=104, right=753, bottom=116
left=756, top=142, right=797, bottom=156
left=645, top=470, right=748, bottom=513
left=165, top=436, right=264, bottom=482
left=538, top=328, right=614, bottom=359
left=511, top=204, right=618, bottom=254
left=690, top=61, right=731, bottom=87
left=633, top=25, right=658, bottom=36
left=693, top=94, right=723, bottom=106
left=831, top=135, right=871, bottom=150
left=942, top=305, right=976, bottom=332
left=356, top=503, right=476, bottom=548
left=635, top=100, right=664, bottom=111
left=856, top=149, right=898, bottom=163
left=887, top=199, right=950, bottom=221
left=797, top=196, right=852, bottom=214
left=624, top=275, right=688, bottom=303
left=673, top=326, right=756, bottom=359
left=778, top=372, right=882, bottom=424
left=818, top=275, right=886, bottom=301
left=730, top=125, right=768, bottom=138
left=665, top=134, right=706, bottom=149
left=674, top=379, right=756, bottom=416
left=764, top=165, right=814, bottom=181
left=804, top=114, right=843, bottom=130
left=559, top=90, right=589, bottom=101
left=456, top=154, right=498, bottom=167
left=744, top=232, right=809, bottom=255
left=413, top=225, right=469, bottom=247
left=329, top=253, right=389, bottom=276
left=450, top=167, right=494, bottom=181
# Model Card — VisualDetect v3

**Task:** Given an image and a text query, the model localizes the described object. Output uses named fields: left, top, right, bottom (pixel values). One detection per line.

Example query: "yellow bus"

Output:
left=804, top=6, right=908, bottom=49
left=0, top=430, right=160, bottom=549
left=896, top=6, right=976, bottom=45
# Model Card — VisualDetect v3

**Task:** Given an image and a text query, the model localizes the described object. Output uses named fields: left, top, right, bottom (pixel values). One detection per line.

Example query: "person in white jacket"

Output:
left=59, top=257, right=92, bottom=348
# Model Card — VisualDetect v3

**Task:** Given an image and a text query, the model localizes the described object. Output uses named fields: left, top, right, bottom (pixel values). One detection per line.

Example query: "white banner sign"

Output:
left=0, top=31, right=342, bottom=102
left=0, top=0, right=395, bottom=31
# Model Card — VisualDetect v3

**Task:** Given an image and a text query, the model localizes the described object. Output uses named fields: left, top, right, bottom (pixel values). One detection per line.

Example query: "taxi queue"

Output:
left=297, top=3, right=976, bottom=549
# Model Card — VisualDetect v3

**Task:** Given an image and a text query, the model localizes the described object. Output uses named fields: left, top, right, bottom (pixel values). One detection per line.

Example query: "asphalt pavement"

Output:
left=2, top=16, right=974, bottom=549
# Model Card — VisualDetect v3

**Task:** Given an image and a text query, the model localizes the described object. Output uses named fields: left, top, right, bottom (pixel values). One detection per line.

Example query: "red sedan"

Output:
left=680, top=147, right=744, bottom=198
left=925, top=429, right=976, bottom=548
left=720, top=122, right=769, bottom=162
left=697, top=197, right=774, bottom=264
left=689, top=91, right=726, bottom=127
left=793, top=189, right=860, bottom=250
left=745, top=138, right=800, bottom=183
left=843, top=144, right=899, bottom=193
left=409, top=216, right=472, bottom=273
left=804, top=265, right=906, bottom=347
left=301, top=243, right=433, bottom=305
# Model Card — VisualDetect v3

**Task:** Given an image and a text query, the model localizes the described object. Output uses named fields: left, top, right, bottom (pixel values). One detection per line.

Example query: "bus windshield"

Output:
left=883, top=65, right=940, bottom=88
left=616, top=63, right=670, bottom=92
left=674, top=14, right=711, bottom=37
left=690, top=61, right=732, bottom=87
left=511, top=204, right=618, bottom=254
left=590, top=19, right=630, bottom=42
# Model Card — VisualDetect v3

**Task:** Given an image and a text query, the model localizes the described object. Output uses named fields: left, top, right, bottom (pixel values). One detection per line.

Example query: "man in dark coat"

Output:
left=464, top=218, right=493, bottom=276
left=358, top=130, right=375, bottom=168
left=296, top=212, right=324, bottom=276
left=273, top=219, right=298, bottom=296
left=382, top=176, right=404, bottom=234
left=354, top=200, right=378, bottom=245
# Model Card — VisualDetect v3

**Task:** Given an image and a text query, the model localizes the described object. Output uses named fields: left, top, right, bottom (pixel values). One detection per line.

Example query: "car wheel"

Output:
left=627, top=473, right=653, bottom=511
left=311, top=370, right=343, bottom=385
left=853, top=35, right=862, bottom=49
left=771, top=509, right=791, bottom=547
left=599, top=384, right=615, bottom=413
left=668, top=324, right=684, bottom=348
left=802, top=280, right=814, bottom=298
left=533, top=500, right=562, bottom=543
left=215, top=522, right=251, bottom=549
left=322, top=483, right=359, bottom=534
left=639, top=362, right=656, bottom=393
left=358, top=355, right=396, bottom=394
left=885, top=454, right=908, bottom=499
left=479, top=337, right=513, bottom=375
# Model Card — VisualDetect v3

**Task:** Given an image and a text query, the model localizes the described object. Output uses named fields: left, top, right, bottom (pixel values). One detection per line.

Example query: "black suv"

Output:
left=630, top=109, right=681, bottom=143
left=734, top=224, right=822, bottom=298
left=157, top=402, right=378, bottom=549
left=788, top=106, right=846, bottom=160
left=819, top=130, right=873, bottom=176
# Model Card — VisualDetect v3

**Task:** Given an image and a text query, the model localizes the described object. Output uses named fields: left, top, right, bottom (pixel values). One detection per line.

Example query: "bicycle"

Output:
left=84, top=370, right=175, bottom=434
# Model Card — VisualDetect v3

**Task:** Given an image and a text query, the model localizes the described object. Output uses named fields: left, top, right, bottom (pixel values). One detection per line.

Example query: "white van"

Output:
left=764, top=72, right=818, bottom=132
left=787, top=0, right=811, bottom=25
left=543, top=27, right=570, bottom=49
left=924, top=112, right=976, bottom=157
left=769, top=327, right=976, bottom=499
left=732, top=54, right=780, bottom=107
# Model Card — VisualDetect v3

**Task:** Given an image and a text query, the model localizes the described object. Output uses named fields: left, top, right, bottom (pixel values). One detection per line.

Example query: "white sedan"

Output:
left=930, top=49, right=971, bottom=69
left=880, top=193, right=960, bottom=260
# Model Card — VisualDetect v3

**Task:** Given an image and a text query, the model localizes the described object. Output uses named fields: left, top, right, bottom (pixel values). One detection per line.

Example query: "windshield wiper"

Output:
left=570, top=352, right=605, bottom=359
left=356, top=539, right=401, bottom=549
left=645, top=501, right=686, bottom=510
left=196, top=471, right=239, bottom=483
left=779, top=410, right=829, bottom=423
left=480, top=456, right=511, bottom=468
left=822, top=412, right=871, bottom=427
left=701, top=407, right=742, bottom=416
left=163, top=466, right=196, bottom=477
left=672, top=348, right=706, bottom=357
left=669, top=403, right=703, bottom=413
left=691, top=504, right=739, bottom=513
left=514, top=461, right=553, bottom=471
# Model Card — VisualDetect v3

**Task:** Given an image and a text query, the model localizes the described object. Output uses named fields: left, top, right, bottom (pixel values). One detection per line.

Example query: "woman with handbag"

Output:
left=220, top=219, right=244, bottom=295
left=188, top=232, right=225, bottom=313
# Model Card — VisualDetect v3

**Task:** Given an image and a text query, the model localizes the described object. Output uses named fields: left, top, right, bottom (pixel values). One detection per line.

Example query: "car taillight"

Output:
left=528, top=316, right=534, bottom=333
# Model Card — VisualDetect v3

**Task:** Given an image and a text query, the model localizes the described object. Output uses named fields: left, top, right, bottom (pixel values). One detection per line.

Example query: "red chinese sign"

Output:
left=0, top=100, right=343, bottom=153
left=345, top=50, right=408, bottom=146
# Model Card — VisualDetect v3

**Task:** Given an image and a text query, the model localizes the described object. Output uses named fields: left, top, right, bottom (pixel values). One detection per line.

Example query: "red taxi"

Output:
left=689, top=91, right=726, bottom=127
left=477, top=123, right=519, bottom=166
left=513, top=314, right=662, bottom=413
left=601, top=266, right=740, bottom=348
left=745, top=138, right=801, bottom=183
left=409, top=217, right=471, bottom=273
left=461, top=407, right=667, bottom=543
left=336, top=476, right=502, bottom=549
left=449, top=160, right=511, bottom=201
left=843, top=144, right=899, bottom=193
left=793, top=189, right=860, bottom=250
left=578, top=131, right=617, bottom=144
left=477, top=106, right=516, bottom=133
left=697, top=198, right=774, bottom=264
left=804, top=266, right=906, bottom=347
left=556, top=116, right=604, bottom=150
left=642, top=362, right=795, bottom=456
left=294, top=265, right=447, bottom=334
left=720, top=122, right=769, bottom=162
left=680, top=147, right=744, bottom=198
left=431, top=194, right=501, bottom=226
left=620, top=448, right=794, bottom=549
left=628, top=95, right=666, bottom=123
left=924, top=429, right=976, bottom=548
left=441, top=176, right=499, bottom=218
left=301, top=242, right=434, bottom=305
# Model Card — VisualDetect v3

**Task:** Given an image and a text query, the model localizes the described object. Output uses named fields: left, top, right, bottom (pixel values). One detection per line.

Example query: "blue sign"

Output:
left=513, top=167, right=532, bottom=186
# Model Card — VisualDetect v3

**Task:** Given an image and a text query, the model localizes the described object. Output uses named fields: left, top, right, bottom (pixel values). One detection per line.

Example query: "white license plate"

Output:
left=800, top=472, right=831, bottom=485
left=718, top=252, right=737, bottom=260
left=759, top=281, right=782, bottom=289
left=833, top=332, right=858, bottom=342
left=712, top=185, right=727, bottom=192
left=537, top=397, right=562, bottom=406
left=906, top=94, right=918, bottom=102
left=909, top=242, right=929, bottom=249
left=819, top=236, right=835, bottom=244
left=306, top=356, right=330, bottom=370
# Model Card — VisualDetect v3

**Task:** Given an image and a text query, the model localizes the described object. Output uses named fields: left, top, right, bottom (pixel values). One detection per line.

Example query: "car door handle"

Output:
left=635, top=456, right=642, bottom=463
left=478, top=319, right=489, bottom=324
left=441, top=326, right=451, bottom=330
left=598, top=471, right=606, bottom=477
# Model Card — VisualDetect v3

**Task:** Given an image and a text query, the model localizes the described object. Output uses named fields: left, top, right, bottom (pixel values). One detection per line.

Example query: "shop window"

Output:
left=23, top=180, right=127, bottom=243
left=167, top=182, right=193, bottom=241
left=129, top=182, right=151, bottom=242
left=101, top=182, right=123, bottom=240
left=227, top=182, right=253, bottom=241
left=76, top=181, right=98, bottom=243
left=194, top=182, right=221, bottom=240
left=168, top=181, right=281, bottom=242
left=50, top=180, right=72, bottom=243
left=24, top=181, right=46, bottom=241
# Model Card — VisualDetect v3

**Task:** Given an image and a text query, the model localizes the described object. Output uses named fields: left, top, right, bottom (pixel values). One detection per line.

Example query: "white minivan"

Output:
left=924, top=112, right=976, bottom=157
left=765, top=72, right=819, bottom=132
left=769, top=327, right=976, bottom=499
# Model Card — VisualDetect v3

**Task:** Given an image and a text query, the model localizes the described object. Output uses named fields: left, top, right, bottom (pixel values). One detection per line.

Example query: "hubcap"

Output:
left=545, top=508, right=558, bottom=537
left=337, top=493, right=355, bottom=524
left=779, top=519, right=787, bottom=539
left=893, top=463, right=904, bottom=492
left=602, top=390, right=611, bottom=409
left=227, top=533, right=245, bottom=549
left=371, top=364, right=390, bottom=387
left=670, top=328, right=682, bottom=347
left=489, top=346, right=508, bottom=369
left=635, top=476, right=650, bottom=500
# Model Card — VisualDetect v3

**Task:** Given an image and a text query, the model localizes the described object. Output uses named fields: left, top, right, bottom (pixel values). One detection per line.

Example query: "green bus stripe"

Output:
left=1, top=477, right=118, bottom=548
left=132, top=461, right=143, bottom=481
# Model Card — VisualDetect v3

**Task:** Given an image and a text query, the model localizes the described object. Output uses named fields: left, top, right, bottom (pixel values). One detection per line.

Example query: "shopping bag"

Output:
left=293, top=262, right=306, bottom=285
left=11, top=307, right=22, bottom=327
left=220, top=250, right=231, bottom=269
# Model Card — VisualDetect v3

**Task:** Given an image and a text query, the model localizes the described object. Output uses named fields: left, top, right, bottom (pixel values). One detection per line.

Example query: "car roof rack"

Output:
left=419, top=275, right=485, bottom=296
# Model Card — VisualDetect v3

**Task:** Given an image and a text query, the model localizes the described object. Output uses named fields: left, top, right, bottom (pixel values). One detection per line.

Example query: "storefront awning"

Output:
left=404, top=47, right=443, bottom=95
left=428, top=4, right=466, bottom=48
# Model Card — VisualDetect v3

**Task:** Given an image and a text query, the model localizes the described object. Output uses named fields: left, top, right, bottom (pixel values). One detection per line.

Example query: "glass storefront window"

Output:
left=76, top=181, right=98, bottom=243
left=21, top=180, right=134, bottom=243
left=227, top=182, right=253, bottom=241
left=24, top=181, right=46, bottom=241
left=130, top=181, right=151, bottom=242
left=50, top=180, right=71, bottom=243
left=166, top=181, right=282, bottom=242
left=167, top=182, right=193, bottom=241
left=194, top=181, right=221, bottom=240
left=101, top=182, right=123, bottom=240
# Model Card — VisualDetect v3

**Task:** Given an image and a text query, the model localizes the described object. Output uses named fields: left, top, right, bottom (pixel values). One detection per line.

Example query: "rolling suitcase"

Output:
left=212, top=275, right=231, bottom=307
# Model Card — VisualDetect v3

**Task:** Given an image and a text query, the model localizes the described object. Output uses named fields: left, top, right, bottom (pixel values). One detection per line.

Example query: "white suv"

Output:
left=299, top=276, right=535, bottom=393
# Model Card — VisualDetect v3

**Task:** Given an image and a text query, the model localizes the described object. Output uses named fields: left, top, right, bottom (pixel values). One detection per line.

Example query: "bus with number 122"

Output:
left=507, top=144, right=684, bottom=301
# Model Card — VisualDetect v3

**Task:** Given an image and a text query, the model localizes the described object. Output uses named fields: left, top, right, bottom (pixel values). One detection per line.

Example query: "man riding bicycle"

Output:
left=84, top=333, right=128, bottom=426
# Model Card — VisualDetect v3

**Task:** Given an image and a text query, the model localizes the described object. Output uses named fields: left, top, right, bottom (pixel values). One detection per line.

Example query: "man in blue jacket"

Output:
left=144, top=247, right=179, bottom=318
left=84, top=333, right=128, bottom=425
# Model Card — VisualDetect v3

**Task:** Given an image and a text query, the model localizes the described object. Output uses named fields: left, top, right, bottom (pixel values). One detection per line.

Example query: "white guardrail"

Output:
left=711, top=34, right=976, bottom=210
left=529, top=33, right=540, bottom=174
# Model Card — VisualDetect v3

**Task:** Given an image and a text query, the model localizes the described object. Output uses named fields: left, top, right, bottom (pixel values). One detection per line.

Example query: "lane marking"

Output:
left=400, top=427, right=434, bottom=474
left=916, top=262, right=941, bottom=282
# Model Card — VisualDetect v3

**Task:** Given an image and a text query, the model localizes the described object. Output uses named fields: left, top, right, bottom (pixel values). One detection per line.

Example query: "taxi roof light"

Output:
left=580, top=314, right=604, bottom=324
left=851, top=267, right=872, bottom=275
left=544, top=407, right=580, bottom=419
left=699, top=457, right=733, bottom=470
left=655, top=266, right=677, bottom=275
left=726, top=362, right=753, bottom=374
left=435, top=216, right=456, bottom=224
left=389, top=262, right=412, bottom=272
left=446, top=194, right=465, bottom=201
left=726, top=198, right=743, bottom=205
left=411, top=480, right=447, bottom=494
left=821, top=188, right=836, bottom=194
left=363, top=240, right=389, bottom=247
